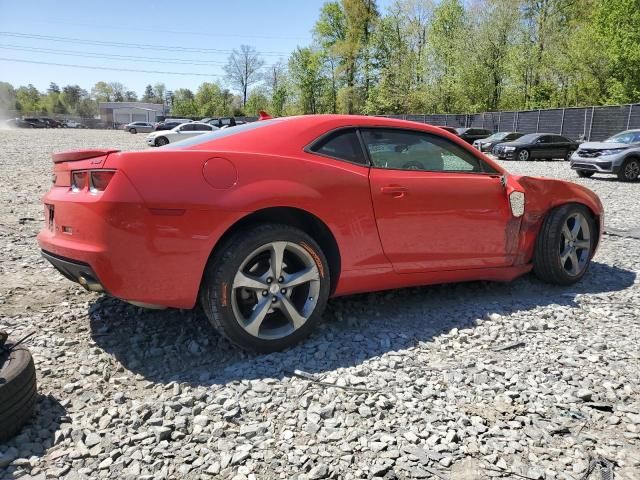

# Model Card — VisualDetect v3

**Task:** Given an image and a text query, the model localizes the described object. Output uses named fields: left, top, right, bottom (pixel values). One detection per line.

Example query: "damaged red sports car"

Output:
left=38, top=115, right=604, bottom=351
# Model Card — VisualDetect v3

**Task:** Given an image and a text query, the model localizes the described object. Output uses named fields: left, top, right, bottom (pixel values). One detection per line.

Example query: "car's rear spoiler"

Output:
left=52, top=149, right=120, bottom=163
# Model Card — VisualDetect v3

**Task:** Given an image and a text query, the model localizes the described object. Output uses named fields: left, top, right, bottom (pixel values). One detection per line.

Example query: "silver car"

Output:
left=123, top=122, right=154, bottom=134
left=570, top=129, right=640, bottom=181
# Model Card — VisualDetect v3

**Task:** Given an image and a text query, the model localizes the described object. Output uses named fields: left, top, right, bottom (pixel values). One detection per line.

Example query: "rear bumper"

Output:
left=36, top=171, right=241, bottom=309
left=41, top=250, right=105, bottom=292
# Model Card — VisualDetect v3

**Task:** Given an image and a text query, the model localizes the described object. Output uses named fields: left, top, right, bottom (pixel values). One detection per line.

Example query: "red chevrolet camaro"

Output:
left=38, top=115, right=603, bottom=351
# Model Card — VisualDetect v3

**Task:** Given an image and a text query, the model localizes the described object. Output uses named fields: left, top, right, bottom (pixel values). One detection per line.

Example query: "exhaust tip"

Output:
left=78, top=275, right=104, bottom=292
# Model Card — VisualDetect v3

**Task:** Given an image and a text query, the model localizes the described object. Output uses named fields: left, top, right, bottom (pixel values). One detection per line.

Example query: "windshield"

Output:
left=485, top=132, right=508, bottom=141
left=166, top=118, right=286, bottom=148
left=604, top=131, right=640, bottom=144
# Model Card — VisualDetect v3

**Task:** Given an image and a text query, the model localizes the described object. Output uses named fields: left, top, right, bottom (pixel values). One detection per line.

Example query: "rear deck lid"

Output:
left=52, top=149, right=120, bottom=164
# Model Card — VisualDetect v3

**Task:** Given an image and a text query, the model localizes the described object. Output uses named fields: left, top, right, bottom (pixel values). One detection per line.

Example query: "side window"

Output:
left=309, top=129, right=367, bottom=165
left=553, top=135, right=569, bottom=143
left=537, top=135, right=551, bottom=143
left=181, top=124, right=195, bottom=131
left=361, top=128, right=487, bottom=173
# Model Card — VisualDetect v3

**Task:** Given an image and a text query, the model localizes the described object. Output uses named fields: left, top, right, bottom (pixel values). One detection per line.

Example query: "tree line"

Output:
left=1, top=0, right=638, bottom=119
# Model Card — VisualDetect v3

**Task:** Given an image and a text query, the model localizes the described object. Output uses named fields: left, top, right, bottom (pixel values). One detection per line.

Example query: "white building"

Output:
left=98, top=102, right=165, bottom=127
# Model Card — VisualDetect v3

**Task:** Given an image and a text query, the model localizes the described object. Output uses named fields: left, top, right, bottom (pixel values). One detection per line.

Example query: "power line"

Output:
left=0, top=32, right=291, bottom=56
left=0, top=57, right=223, bottom=77
left=0, top=43, right=285, bottom=67
left=26, top=19, right=311, bottom=41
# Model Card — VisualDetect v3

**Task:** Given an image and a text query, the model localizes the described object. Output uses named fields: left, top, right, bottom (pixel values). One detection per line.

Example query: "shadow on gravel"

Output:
left=87, top=261, right=635, bottom=388
left=0, top=394, right=68, bottom=477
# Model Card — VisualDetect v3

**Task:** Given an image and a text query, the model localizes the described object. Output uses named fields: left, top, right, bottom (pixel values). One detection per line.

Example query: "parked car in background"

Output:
left=40, top=118, right=63, bottom=128
left=4, top=118, right=34, bottom=128
left=206, top=117, right=244, bottom=129
left=438, top=126, right=459, bottom=135
left=39, top=114, right=603, bottom=352
left=570, top=129, right=640, bottom=181
left=474, top=132, right=524, bottom=153
left=455, top=127, right=493, bottom=144
left=62, top=120, right=88, bottom=129
left=22, top=117, right=48, bottom=128
left=123, top=122, right=154, bottom=134
left=493, top=133, right=579, bottom=161
left=146, top=122, right=219, bottom=146
left=154, top=120, right=190, bottom=131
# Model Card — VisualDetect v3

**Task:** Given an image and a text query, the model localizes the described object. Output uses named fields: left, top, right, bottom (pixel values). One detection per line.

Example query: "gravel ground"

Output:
left=0, top=129, right=639, bottom=480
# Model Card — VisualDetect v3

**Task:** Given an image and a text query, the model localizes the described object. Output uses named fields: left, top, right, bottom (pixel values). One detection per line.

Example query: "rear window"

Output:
left=309, top=129, right=367, bottom=165
left=166, top=119, right=284, bottom=148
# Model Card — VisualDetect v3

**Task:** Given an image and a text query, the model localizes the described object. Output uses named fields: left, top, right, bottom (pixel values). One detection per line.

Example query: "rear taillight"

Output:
left=90, top=170, right=115, bottom=192
left=71, top=171, right=88, bottom=192
left=70, top=169, right=115, bottom=193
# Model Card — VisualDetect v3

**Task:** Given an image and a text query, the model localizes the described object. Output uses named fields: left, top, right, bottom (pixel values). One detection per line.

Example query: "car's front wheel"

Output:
left=517, top=149, right=530, bottom=161
left=533, top=204, right=595, bottom=285
left=200, top=224, right=330, bottom=352
left=129, top=128, right=137, bottom=134
left=577, top=170, right=594, bottom=178
left=617, top=158, right=640, bottom=182
left=155, top=137, right=169, bottom=147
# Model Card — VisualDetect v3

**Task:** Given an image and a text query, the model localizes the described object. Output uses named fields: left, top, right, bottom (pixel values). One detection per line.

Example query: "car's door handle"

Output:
left=380, top=186, right=408, bottom=197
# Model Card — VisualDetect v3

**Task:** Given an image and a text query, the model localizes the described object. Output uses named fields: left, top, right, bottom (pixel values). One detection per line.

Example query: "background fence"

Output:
left=381, top=103, right=640, bottom=141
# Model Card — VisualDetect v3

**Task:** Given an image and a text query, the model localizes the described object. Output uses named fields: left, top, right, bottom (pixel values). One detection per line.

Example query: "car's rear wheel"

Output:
left=577, top=170, right=595, bottom=178
left=533, top=204, right=595, bottom=285
left=566, top=149, right=575, bottom=161
left=517, top=149, right=530, bottom=161
left=130, top=128, right=137, bottom=134
left=200, top=224, right=330, bottom=352
left=155, top=137, right=169, bottom=147
left=617, top=158, right=640, bottom=182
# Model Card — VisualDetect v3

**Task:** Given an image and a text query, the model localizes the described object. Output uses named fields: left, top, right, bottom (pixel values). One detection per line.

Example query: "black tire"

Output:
left=566, top=149, right=575, bottom=161
left=516, top=149, right=530, bottom=161
left=200, top=224, right=331, bottom=353
left=533, top=204, right=596, bottom=285
left=0, top=343, right=37, bottom=442
left=130, top=128, right=137, bottom=134
left=617, top=157, right=640, bottom=182
left=155, top=136, right=169, bottom=147
left=577, top=170, right=595, bottom=178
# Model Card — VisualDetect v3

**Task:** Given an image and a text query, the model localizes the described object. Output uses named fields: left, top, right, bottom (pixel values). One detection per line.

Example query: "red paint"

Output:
left=37, top=115, right=604, bottom=309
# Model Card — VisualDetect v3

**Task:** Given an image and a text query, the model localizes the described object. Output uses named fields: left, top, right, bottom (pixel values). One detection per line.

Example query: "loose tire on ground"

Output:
left=200, top=224, right=331, bottom=352
left=533, top=204, right=596, bottom=285
left=617, top=158, right=640, bottom=182
left=0, top=343, right=37, bottom=442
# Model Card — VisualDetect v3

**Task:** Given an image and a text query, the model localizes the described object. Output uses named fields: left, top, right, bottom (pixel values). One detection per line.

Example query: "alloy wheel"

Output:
left=518, top=150, right=529, bottom=161
left=624, top=160, right=640, bottom=180
left=231, top=241, right=321, bottom=340
left=559, top=212, right=591, bottom=276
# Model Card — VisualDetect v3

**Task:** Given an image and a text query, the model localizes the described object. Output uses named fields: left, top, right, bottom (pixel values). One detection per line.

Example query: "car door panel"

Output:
left=369, top=169, right=515, bottom=273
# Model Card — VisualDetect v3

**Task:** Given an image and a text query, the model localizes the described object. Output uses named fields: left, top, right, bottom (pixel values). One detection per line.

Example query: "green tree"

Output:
left=595, top=0, right=640, bottom=102
left=15, top=84, right=42, bottom=113
left=91, top=81, right=113, bottom=102
left=171, top=88, right=198, bottom=116
left=244, top=90, right=270, bottom=115
left=0, top=82, right=18, bottom=113
left=288, top=47, right=325, bottom=114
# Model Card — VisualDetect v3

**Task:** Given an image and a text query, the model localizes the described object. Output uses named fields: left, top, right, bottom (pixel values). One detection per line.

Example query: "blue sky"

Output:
left=0, top=0, right=390, bottom=96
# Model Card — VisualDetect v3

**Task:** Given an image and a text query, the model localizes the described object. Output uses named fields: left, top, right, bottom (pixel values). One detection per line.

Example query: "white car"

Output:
left=146, top=122, right=219, bottom=147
